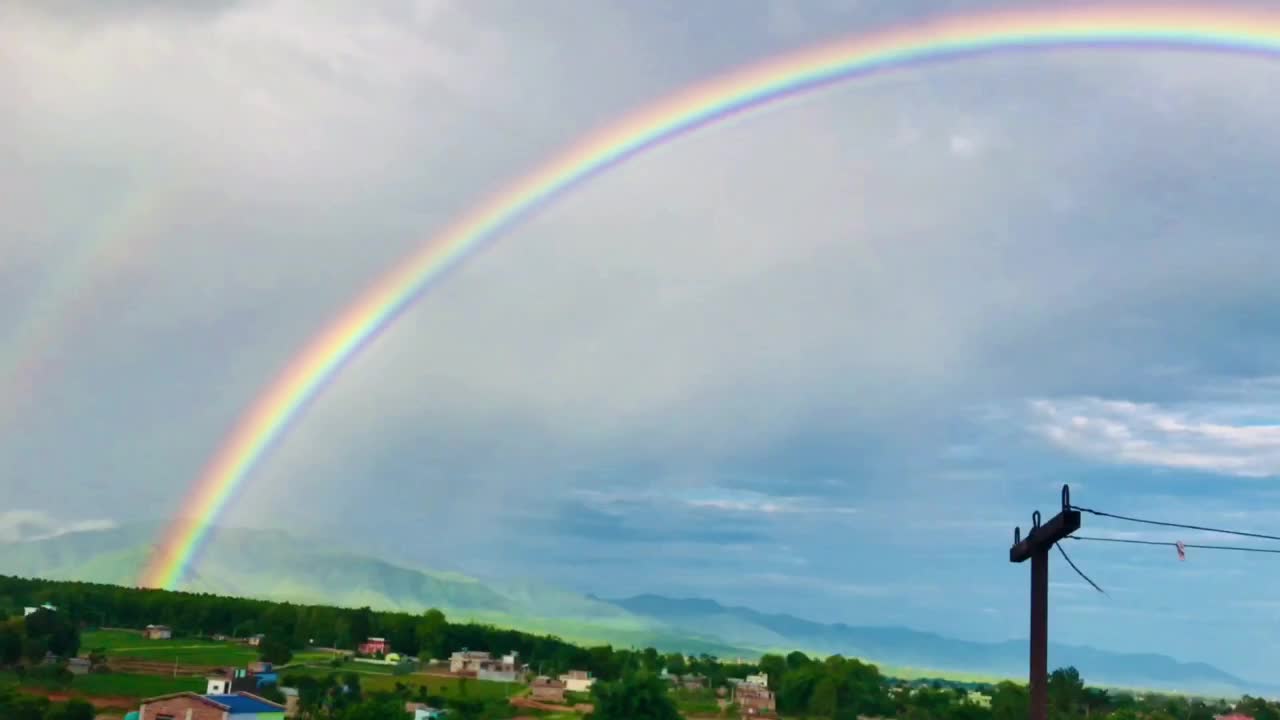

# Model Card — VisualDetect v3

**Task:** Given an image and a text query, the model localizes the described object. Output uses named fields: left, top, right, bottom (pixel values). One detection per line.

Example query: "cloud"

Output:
left=0, top=510, right=117, bottom=543
left=1029, top=395, right=1280, bottom=478
left=9, top=0, right=1280, bottom=679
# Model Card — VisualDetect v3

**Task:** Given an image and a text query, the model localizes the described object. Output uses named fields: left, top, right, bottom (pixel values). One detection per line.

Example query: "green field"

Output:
left=83, top=630, right=332, bottom=668
left=286, top=666, right=517, bottom=701
left=0, top=670, right=202, bottom=699
left=672, top=688, right=722, bottom=715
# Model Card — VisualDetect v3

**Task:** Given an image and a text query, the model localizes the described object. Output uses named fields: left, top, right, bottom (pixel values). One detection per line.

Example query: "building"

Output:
left=733, top=682, right=777, bottom=717
left=450, top=650, right=492, bottom=674
left=207, top=663, right=279, bottom=695
left=449, top=649, right=526, bottom=682
left=406, top=703, right=445, bottom=720
left=966, top=691, right=992, bottom=708
left=138, top=692, right=285, bottom=720
left=247, top=634, right=265, bottom=647
left=744, top=674, right=768, bottom=688
left=680, top=674, right=708, bottom=691
left=531, top=677, right=567, bottom=703
left=477, top=652, right=526, bottom=682
left=358, top=637, right=391, bottom=656
left=23, top=603, right=56, bottom=617
left=279, top=687, right=299, bottom=718
left=560, top=669, right=595, bottom=693
left=144, top=625, right=173, bottom=640
left=67, top=657, right=92, bottom=676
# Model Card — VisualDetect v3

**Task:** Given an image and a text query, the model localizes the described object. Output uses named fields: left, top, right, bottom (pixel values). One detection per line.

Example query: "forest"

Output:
left=2, top=574, right=1279, bottom=720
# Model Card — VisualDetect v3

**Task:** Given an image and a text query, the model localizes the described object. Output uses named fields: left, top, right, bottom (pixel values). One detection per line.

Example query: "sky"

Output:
left=5, top=0, right=1280, bottom=680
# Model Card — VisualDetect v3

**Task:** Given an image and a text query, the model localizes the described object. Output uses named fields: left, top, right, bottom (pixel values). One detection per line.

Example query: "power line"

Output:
left=1055, top=542, right=1106, bottom=595
left=1069, top=504, right=1280, bottom=543
left=1066, top=534, right=1280, bottom=554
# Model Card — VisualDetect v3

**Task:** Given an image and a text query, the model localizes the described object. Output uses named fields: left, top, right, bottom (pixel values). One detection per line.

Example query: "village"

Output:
left=128, top=632, right=777, bottom=719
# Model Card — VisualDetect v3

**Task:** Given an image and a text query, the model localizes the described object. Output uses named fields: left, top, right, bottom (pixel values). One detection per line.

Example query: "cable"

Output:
left=1056, top=542, right=1106, bottom=595
left=1069, top=505, right=1280, bottom=543
left=1066, top=535, right=1280, bottom=554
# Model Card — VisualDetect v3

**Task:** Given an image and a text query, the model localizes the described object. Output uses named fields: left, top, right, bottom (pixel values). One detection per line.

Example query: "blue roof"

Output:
left=206, top=694, right=284, bottom=714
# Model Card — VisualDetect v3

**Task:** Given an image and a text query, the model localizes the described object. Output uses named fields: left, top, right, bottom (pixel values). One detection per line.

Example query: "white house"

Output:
left=23, top=603, right=57, bottom=617
left=560, top=670, right=596, bottom=693
left=744, top=673, right=769, bottom=688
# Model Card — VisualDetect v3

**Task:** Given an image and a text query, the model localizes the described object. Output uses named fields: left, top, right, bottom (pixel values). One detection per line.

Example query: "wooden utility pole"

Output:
left=1009, top=485, right=1081, bottom=720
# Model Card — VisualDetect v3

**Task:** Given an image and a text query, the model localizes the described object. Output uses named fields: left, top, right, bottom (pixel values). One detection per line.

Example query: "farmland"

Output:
left=0, top=669, right=202, bottom=699
left=83, top=629, right=334, bottom=667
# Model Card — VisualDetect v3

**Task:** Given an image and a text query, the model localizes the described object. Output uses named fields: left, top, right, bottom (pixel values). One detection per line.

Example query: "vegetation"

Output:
left=589, top=672, right=681, bottom=720
left=0, top=687, right=95, bottom=720
left=3, top=573, right=1279, bottom=720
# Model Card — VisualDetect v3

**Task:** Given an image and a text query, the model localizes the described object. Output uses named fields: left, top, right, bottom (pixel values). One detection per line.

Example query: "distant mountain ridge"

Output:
left=601, top=594, right=1269, bottom=697
left=0, top=525, right=1268, bottom=696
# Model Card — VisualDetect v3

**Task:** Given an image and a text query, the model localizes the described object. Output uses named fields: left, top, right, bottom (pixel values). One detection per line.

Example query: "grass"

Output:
left=83, top=630, right=260, bottom=666
left=0, top=670, right=203, bottom=699
left=84, top=630, right=336, bottom=668
left=285, top=666, right=518, bottom=701
left=672, top=687, right=723, bottom=715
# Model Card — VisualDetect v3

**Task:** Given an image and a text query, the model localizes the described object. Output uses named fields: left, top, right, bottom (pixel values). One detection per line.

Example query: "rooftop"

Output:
left=207, top=694, right=286, bottom=713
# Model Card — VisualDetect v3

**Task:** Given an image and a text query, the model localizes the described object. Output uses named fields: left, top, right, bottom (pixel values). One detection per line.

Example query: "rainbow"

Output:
left=0, top=177, right=165, bottom=430
left=140, top=4, right=1280, bottom=589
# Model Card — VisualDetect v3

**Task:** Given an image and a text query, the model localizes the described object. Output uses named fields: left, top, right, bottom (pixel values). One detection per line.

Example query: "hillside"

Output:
left=0, top=525, right=747, bottom=657
left=0, top=526, right=1266, bottom=695
left=602, top=594, right=1267, bottom=696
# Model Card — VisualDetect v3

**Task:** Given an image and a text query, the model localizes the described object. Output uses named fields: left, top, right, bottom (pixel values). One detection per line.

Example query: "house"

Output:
left=406, top=703, right=446, bottom=720
left=450, top=649, right=492, bottom=674
left=560, top=669, right=595, bottom=693
left=680, top=674, right=708, bottom=691
left=23, top=603, right=56, bottom=617
left=448, top=648, right=527, bottom=681
left=138, top=691, right=285, bottom=720
left=966, top=691, right=991, bottom=708
left=67, top=657, right=92, bottom=676
left=531, top=677, right=567, bottom=703
left=744, top=674, right=768, bottom=688
left=279, top=687, right=299, bottom=718
left=477, top=654, right=524, bottom=683
left=207, top=663, right=278, bottom=695
left=733, top=682, right=777, bottom=717
left=144, top=625, right=173, bottom=640
left=358, top=637, right=390, bottom=656
left=247, top=634, right=265, bottom=647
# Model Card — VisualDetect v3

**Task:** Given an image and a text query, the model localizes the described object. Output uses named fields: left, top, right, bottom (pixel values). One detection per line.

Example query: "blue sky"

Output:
left=5, top=0, right=1280, bottom=681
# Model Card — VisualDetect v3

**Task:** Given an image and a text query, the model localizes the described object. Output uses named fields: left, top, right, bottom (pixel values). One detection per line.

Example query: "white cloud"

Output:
left=1029, top=396, right=1280, bottom=478
left=0, top=510, right=117, bottom=543
left=574, top=487, right=858, bottom=517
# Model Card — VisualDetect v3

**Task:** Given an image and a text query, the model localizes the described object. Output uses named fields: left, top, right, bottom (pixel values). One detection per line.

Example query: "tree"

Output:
left=589, top=672, right=681, bottom=720
left=45, top=698, right=95, bottom=720
left=990, top=681, right=1028, bottom=720
left=0, top=621, right=22, bottom=665
left=1048, top=667, right=1085, bottom=720
left=810, top=676, right=839, bottom=718
left=257, top=685, right=287, bottom=705
left=336, top=692, right=411, bottom=720
left=416, top=609, right=447, bottom=660
left=259, top=636, right=293, bottom=665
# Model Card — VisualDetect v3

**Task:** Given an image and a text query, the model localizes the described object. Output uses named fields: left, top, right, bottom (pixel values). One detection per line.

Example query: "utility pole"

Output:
left=1009, top=484, right=1080, bottom=720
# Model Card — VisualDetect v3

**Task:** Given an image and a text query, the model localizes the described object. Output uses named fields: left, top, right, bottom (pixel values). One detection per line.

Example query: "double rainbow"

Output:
left=140, top=4, right=1280, bottom=589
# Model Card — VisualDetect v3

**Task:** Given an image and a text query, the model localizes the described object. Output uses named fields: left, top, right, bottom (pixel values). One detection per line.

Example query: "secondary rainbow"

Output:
left=140, top=4, right=1280, bottom=589
left=0, top=178, right=165, bottom=431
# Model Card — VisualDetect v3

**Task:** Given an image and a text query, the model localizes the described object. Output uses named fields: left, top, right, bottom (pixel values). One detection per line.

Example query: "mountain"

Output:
left=0, top=524, right=746, bottom=657
left=0, top=523, right=512, bottom=613
left=0, top=526, right=1265, bottom=695
left=602, top=594, right=1269, bottom=697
